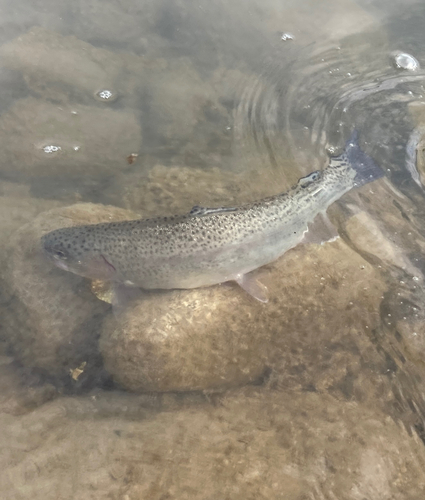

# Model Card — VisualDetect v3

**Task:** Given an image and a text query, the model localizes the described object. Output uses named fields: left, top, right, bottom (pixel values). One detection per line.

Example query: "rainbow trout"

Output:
left=42, top=131, right=383, bottom=303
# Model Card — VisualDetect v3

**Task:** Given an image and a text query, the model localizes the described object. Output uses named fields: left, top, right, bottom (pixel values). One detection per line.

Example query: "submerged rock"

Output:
left=0, top=27, right=137, bottom=103
left=0, top=185, right=61, bottom=265
left=0, top=27, right=241, bottom=168
left=100, top=285, right=270, bottom=392
left=1, top=386, right=424, bottom=499
left=0, top=97, right=142, bottom=180
left=1, top=203, right=138, bottom=384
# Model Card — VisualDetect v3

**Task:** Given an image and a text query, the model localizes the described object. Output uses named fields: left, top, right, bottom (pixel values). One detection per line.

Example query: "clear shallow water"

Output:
left=2, top=0, right=425, bottom=498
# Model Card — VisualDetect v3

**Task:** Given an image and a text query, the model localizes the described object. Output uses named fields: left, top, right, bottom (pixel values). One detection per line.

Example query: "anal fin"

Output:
left=301, top=212, right=339, bottom=245
left=235, top=273, right=269, bottom=303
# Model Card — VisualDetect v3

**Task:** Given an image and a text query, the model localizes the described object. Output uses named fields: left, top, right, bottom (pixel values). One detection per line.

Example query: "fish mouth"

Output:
left=47, top=250, right=117, bottom=281
left=52, top=257, right=70, bottom=272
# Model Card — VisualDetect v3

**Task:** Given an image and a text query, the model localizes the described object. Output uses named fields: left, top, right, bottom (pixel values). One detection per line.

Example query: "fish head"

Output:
left=41, top=226, right=117, bottom=281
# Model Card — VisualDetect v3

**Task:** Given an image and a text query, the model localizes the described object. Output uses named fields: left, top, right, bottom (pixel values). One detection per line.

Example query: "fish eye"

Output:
left=299, top=170, right=321, bottom=188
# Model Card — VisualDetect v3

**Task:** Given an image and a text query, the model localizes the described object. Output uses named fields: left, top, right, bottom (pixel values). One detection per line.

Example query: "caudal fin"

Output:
left=343, top=130, right=384, bottom=187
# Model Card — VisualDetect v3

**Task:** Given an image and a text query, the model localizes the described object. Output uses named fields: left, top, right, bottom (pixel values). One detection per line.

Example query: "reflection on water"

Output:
left=1, top=0, right=425, bottom=497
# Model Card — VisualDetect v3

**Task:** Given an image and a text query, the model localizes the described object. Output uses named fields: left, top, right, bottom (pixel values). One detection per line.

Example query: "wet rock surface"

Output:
left=0, top=27, right=139, bottom=104
left=0, top=184, right=61, bottom=263
left=100, top=286, right=270, bottom=392
left=1, top=203, right=138, bottom=385
left=1, top=385, right=425, bottom=500
left=0, top=27, right=243, bottom=172
left=0, top=97, right=142, bottom=179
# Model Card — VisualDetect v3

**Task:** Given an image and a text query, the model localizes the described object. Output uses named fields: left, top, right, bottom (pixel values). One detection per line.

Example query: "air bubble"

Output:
left=392, top=51, right=420, bottom=71
left=281, top=33, right=294, bottom=41
left=94, top=89, right=117, bottom=102
left=42, top=145, right=61, bottom=154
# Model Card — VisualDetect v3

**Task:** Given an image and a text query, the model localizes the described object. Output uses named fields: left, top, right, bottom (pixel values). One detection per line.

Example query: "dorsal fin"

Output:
left=297, top=170, right=322, bottom=189
left=189, top=205, right=238, bottom=217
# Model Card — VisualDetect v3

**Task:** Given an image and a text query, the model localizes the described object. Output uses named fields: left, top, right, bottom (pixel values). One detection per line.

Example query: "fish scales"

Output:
left=41, top=131, right=384, bottom=302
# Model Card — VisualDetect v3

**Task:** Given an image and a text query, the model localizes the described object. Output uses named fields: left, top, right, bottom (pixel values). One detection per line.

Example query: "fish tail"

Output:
left=335, top=130, right=384, bottom=187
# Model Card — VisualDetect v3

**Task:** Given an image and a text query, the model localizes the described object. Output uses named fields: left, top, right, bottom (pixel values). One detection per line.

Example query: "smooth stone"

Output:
left=1, top=203, right=138, bottom=384
left=100, top=285, right=270, bottom=392
left=1, top=386, right=424, bottom=499
left=0, top=27, right=136, bottom=103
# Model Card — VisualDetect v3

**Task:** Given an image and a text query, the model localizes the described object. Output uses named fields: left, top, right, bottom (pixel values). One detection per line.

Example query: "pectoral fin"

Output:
left=111, top=283, right=143, bottom=317
left=235, top=273, right=269, bottom=303
left=301, top=212, right=339, bottom=245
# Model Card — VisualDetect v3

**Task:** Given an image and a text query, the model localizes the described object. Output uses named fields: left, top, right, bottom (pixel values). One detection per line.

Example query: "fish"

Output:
left=41, top=131, right=383, bottom=304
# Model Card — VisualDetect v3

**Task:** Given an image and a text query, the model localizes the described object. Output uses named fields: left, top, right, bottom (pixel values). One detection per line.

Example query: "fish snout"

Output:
left=41, top=234, right=71, bottom=263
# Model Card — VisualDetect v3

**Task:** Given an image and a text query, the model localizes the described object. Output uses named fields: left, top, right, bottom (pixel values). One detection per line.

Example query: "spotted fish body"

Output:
left=42, top=131, right=383, bottom=301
